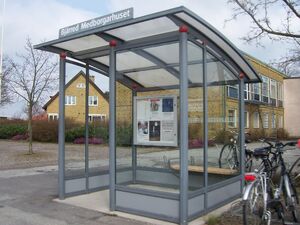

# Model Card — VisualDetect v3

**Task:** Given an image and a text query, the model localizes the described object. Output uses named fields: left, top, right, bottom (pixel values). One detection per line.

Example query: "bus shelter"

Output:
left=35, top=6, right=260, bottom=225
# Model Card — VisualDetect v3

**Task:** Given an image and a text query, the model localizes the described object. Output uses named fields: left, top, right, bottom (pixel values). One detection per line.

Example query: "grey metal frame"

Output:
left=179, top=29, right=189, bottom=225
left=58, top=56, right=66, bottom=200
left=109, top=44, right=116, bottom=211
left=37, top=6, right=258, bottom=225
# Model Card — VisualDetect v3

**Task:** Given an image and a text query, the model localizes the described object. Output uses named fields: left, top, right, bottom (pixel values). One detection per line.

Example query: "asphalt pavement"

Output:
left=0, top=170, right=152, bottom=225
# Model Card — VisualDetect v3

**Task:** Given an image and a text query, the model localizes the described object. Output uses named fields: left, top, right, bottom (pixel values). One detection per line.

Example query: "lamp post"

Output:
left=0, top=0, right=6, bottom=103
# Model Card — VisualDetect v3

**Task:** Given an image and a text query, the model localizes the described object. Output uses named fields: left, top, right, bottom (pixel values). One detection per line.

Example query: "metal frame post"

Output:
left=109, top=40, right=117, bottom=211
left=203, top=43, right=208, bottom=210
left=85, top=64, right=90, bottom=192
left=132, top=90, right=137, bottom=184
left=58, top=52, right=66, bottom=199
left=239, top=74, right=245, bottom=191
left=179, top=25, right=189, bottom=225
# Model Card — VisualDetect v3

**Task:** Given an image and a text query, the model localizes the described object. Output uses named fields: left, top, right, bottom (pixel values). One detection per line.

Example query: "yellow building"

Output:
left=115, top=54, right=287, bottom=139
left=43, top=71, right=109, bottom=123
left=227, top=54, right=286, bottom=137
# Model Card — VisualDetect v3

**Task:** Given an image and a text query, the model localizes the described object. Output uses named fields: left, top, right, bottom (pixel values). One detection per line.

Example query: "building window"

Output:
left=277, top=82, right=283, bottom=107
left=88, top=114, right=106, bottom=122
left=65, top=96, right=76, bottom=105
left=245, top=111, right=249, bottom=128
left=270, top=79, right=277, bottom=106
left=89, top=96, right=98, bottom=106
left=48, top=113, right=58, bottom=121
left=261, top=75, right=269, bottom=103
left=244, top=84, right=250, bottom=100
left=263, top=113, right=269, bottom=128
left=278, top=115, right=283, bottom=128
left=252, top=83, right=261, bottom=101
left=253, top=112, right=260, bottom=128
left=76, top=83, right=85, bottom=88
left=271, top=113, right=276, bottom=128
left=228, top=85, right=238, bottom=98
left=228, top=109, right=237, bottom=128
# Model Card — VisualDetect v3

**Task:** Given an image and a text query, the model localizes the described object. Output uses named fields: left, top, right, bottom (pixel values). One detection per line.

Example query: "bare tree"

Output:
left=227, top=0, right=300, bottom=75
left=5, top=38, right=58, bottom=154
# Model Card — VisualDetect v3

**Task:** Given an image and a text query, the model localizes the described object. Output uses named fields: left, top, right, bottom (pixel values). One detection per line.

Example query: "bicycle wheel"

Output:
left=283, top=175, right=299, bottom=222
left=290, top=157, right=300, bottom=187
left=219, top=144, right=238, bottom=169
left=243, top=180, right=269, bottom=225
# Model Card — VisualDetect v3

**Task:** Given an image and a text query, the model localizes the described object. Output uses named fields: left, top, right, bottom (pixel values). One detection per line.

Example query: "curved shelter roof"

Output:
left=35, top=6, right=260, bottom=89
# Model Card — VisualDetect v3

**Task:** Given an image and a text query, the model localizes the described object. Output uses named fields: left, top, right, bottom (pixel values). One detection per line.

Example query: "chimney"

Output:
left=90, top=75, right=95, bottom=83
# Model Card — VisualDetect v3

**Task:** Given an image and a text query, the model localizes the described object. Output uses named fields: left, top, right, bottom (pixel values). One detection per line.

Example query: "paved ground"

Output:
left=0, top=140, right=299, bottom=225
left=0, top=170, right=153, bottom=225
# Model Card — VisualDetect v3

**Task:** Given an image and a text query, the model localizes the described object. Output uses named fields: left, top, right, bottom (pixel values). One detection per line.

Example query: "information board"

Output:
left=134, top=95, right=178, bottom=146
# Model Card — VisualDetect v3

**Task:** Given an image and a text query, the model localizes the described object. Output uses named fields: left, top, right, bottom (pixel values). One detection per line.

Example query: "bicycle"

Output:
left=243, top=141, right=299, bottom=225
left=218, top=131, right=253, bottom=172
left=289, top=139, right=300, bottom=189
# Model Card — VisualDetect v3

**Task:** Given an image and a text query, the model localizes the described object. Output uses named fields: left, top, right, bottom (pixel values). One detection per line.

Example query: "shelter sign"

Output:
left=134, top=96, right=178, bottom=146
left=59, top=8, right=134, bottom=38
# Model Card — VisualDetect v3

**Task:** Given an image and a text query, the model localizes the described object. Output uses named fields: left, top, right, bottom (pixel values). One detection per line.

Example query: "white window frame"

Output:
left=252, top=83, right=261, bottom=101
left=88, top=96, right=98, bottom=106
left=270, top=79, right=277, bottom=104
left=228, top=109, right=237, bottom=128
left=253, top=112, right=260, bottom=128
left=76, top=83, right=86, bottom=89
left=48, top=113, right=58, bottom=121
left=277, top=82, right=283, bottom=106
left=227, top=85, right=239, bottom=99
left=278, top=115, right=283, bottom=128
left=65, top=96, right=76, bottom=105
left=88, top=114, right=106, bottom=122
left=244, top=84, right=250, bottom=100
left=272, top=113, right=276, bottom=129
left=245, top=111, right=249, bottom=128
left=261, top=75, right=269, bottom=103
left=263, top=113, right=269, bottom=128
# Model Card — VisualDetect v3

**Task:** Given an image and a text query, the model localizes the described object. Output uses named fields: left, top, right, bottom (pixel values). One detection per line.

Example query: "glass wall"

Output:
left=187, top=42, right=204, bottom=191
left=64, top=65, right=86, bottom=178
left=115, top=43, right=181, bottom=193
left=206, top=52, right=240, bottom=185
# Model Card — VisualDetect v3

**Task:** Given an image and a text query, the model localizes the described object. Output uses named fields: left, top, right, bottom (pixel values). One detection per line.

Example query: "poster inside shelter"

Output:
left=135, top=96, right=177, bottom=146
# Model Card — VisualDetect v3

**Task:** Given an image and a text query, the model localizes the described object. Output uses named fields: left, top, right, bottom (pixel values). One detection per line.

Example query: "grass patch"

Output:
left=206, top=215, right=221, bottom=225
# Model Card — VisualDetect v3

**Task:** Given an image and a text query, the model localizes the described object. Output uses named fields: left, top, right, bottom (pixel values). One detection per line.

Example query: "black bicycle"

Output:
left=243, top=140, right=299, bottom=224
left=218, top=131, right=253, bottom=172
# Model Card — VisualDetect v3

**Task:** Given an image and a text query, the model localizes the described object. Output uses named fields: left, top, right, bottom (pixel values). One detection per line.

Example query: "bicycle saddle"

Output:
left=253, top=147, right=270, bottom=158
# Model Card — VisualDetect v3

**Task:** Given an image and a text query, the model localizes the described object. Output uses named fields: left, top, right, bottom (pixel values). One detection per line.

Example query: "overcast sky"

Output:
left=0, top=0, right=293, bottom=117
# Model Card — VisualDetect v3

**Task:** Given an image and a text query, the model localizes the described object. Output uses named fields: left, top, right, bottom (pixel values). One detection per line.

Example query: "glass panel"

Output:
left=54, top=35, right=108, bottom=52
left=88, top=71, right=109, bottom=174
left=175, top=12, right=258, bottom=81
left=116, top=51, right=155, bottom=71
left=64, top=65, right=87, bottom=178
left=125, top=69, right=179, bottom=87
left=116, top=82, right=133, bottom=185
left=93, top=55, right=109, bottom=66
left=188, top=43, right=204, bottom=191
left=207, top=52, right=237, bottom=84
left=106, top=17, right=178, bottom=41
left=206, top=53, right=240, bottom=185
left=116, top=42, right=180, bottom=194
left=144, top=42, right=179, bottom=64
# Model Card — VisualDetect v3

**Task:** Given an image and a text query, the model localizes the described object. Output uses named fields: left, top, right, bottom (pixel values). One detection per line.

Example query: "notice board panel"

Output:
left=133, top=95, right=178, bottom=146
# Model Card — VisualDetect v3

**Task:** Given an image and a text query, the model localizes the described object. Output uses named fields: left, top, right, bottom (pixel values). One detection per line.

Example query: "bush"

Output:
left=11, top=134, right=28, bottom=140
left=73, top=137, right=103, bottom=144
left=32, top=120, right=58, bottom=142
left=116, top=123, right=132, bottom=146
left=214, top=130, right=233, bottom=144
left=0, top=120, right=27, bottom=139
